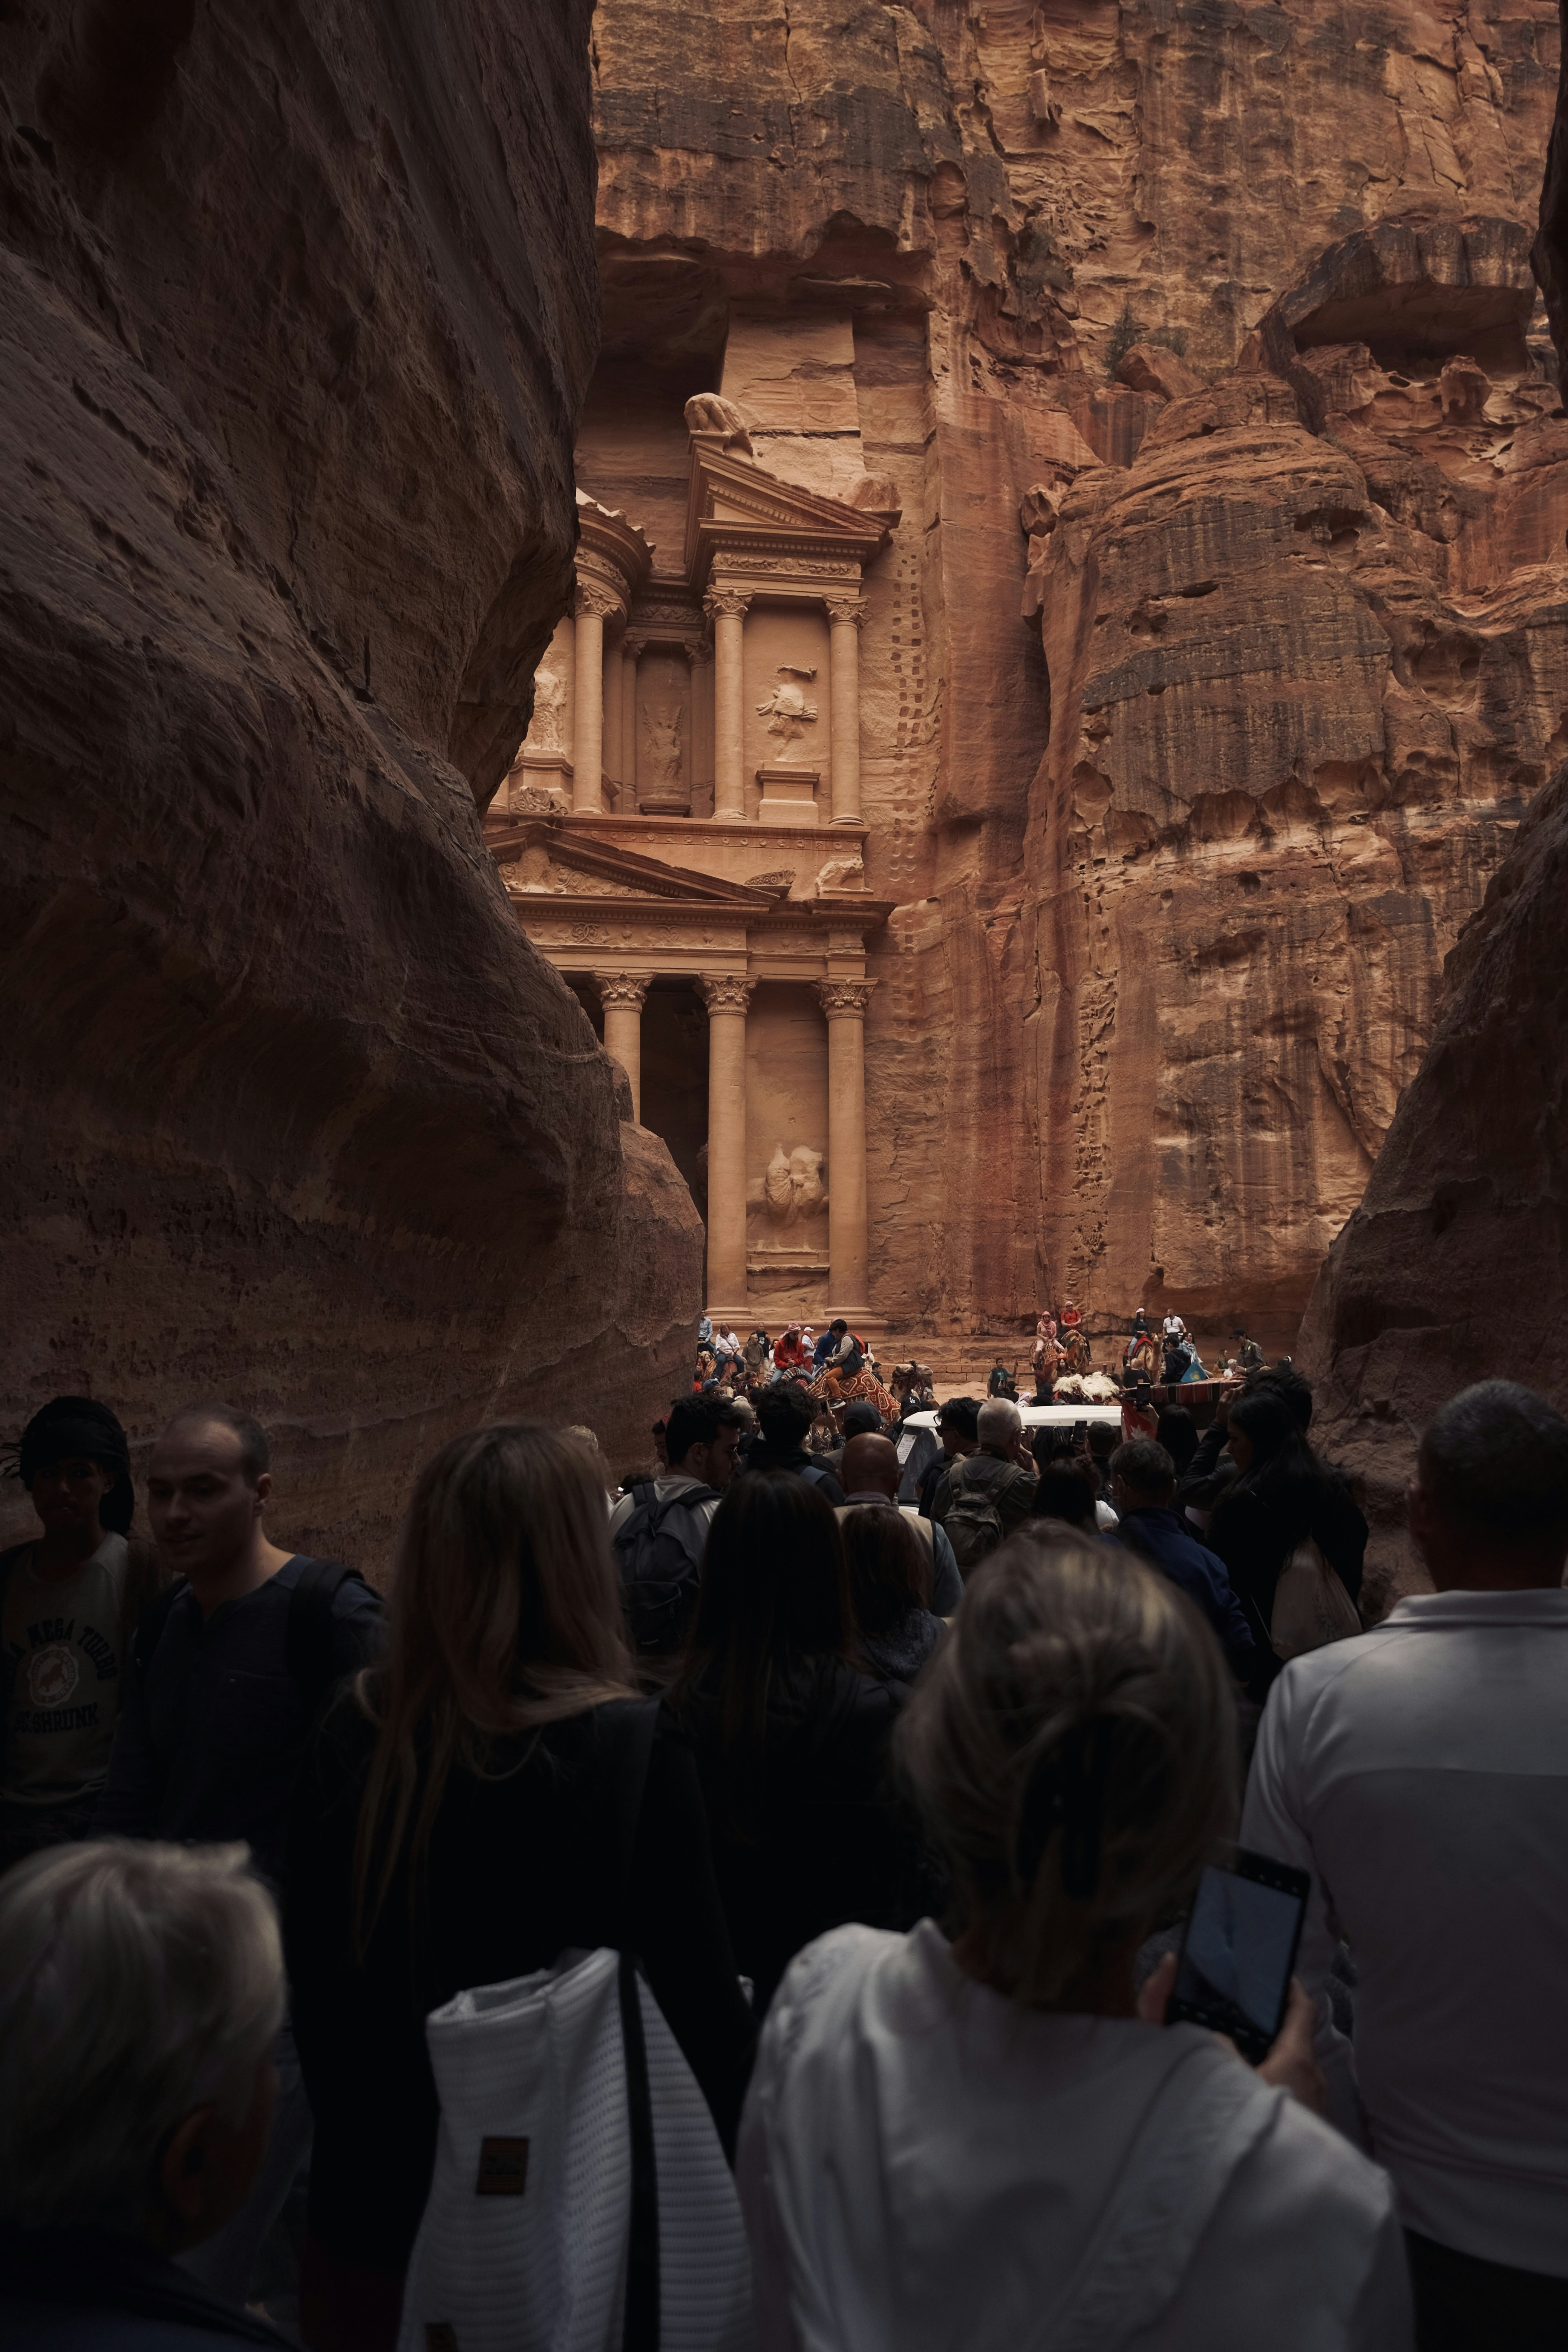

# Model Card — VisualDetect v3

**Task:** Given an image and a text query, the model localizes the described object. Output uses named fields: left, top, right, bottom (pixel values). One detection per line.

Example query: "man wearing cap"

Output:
left=0, top=1397, right=165, bottom=1875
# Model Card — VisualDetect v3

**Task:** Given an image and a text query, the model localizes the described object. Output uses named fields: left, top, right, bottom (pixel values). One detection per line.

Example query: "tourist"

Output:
left=915, top=1396, right=979, bottom=1518
left=932, top=1400, right=1038, bottom=1569
left=713, top=1325, right=744, bottom=1381
left=835, top=1433, right=962, bottom=1613
left=1235, top=1326, right=1266, bottom=1372
left=0, top=1397, right=164, bottom=1877
left=1162, top=1309, right=1187, bottom=1342
left=773, top=1324, right=810, bottom=1378
left=739, top=1536, right=1410, bottom=2350
left=742, top=1329, right=772, bottom=1383
left=1027, top=1462, right=1102, bottom=1535
left=609, top=1394, right=743, bottom=1655
left=1242, top=1381, right=1568, bottom=2350
left=94, top=1404, right=384, bottom=2307
left=1155, top=1402, right=1199, bottom=1478
left=744, top=1385, right=846, bottom=1505
left=669, top=1474, right=931, bottom=2014
left=651, top=1417, right=670, bottom=1470
left=0, top=1839, right=293, bottom=2348
left=1108, top=1439, right=1257, bottom=1680
left=1121, top=1377, right=1159, bottom=1442
left=1206, top=1387, right=1366, bottom=1677
left=838, top=1507, right=944, bottom=1686
left=561, top=1423, right=616, bottom=1502
left=287, top=1423, right=757, bottom=2350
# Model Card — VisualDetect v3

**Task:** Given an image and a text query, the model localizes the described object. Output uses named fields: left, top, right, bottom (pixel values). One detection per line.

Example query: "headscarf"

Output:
left=3, top=1395, right=135, bottom=1536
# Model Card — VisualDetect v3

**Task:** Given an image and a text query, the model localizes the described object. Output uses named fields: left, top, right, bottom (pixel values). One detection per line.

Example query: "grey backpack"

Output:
left=941, top=1459, right=1006, bottom=1569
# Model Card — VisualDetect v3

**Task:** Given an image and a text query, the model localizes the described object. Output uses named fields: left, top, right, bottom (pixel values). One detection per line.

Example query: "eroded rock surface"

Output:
left=0, top=0, right=700, bottom=1567
left=589, top=0, right=1565, bottom=1349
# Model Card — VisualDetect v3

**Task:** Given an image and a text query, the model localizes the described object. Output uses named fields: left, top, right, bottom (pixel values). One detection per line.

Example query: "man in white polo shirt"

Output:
left=1242, top=1379, right=1568, bottom=2351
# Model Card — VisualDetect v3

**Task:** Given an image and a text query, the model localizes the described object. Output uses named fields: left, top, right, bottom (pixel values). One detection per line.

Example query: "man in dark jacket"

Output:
left=932, top=1399, right=1038, bottom=1569
left=1109, top=1439, right=1258, bottom=1681
left=743, top=1384, right=847, bottom=1505
left=0, top=1838, right=294, bottom=2348
left=95, top=1404, right=384, bottom=2313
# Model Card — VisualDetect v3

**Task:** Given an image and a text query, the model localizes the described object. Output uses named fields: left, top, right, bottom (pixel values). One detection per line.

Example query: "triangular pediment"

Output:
left=488, top=818, right=776, bottom=909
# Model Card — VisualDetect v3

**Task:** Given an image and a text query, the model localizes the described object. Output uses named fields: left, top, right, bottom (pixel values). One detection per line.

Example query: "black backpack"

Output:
left=612, top=1484, right=721, bottom=1655
left=131, top=1557, right=373, bottom=1718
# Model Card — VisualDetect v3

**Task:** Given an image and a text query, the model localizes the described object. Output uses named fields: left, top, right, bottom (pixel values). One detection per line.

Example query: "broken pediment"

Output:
left=487, top=816, right=782, bottom=910
left=686, top=443, right=890, bottom=579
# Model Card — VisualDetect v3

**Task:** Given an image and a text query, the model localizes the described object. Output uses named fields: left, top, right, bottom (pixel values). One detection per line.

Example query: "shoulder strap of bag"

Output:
left=612, top=1698, right=662, bottom=2352
left=285, top=1559, right=371, bottom=1693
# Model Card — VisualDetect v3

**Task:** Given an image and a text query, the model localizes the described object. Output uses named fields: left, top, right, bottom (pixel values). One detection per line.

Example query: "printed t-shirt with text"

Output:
left=1, top=1532, right=129, bottom=1804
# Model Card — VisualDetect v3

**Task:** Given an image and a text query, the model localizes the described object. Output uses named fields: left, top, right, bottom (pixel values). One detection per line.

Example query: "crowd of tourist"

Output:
left=0, top=1343, right=1565, bottom=2350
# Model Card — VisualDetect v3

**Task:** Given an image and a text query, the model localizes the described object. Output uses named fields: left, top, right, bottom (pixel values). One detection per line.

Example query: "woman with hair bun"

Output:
left=738, top=1533, right=1412, bottom=2351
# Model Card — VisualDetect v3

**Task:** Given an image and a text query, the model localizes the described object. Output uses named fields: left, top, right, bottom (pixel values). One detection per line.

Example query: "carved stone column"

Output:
left=704, top=588, right=752, bottom=823
left=685, top=636, right=712, bottom=813
left=698, top=973, right=753, bottom=1310
left=620, top=632, right=645, bottom=802
left=816, top=978, right=876, bottom=1311
left=602, top=630, right=624, bottom=799
left=595, top=972, right=649, bottom=1120
left=572, top=582, right=619, bottom=815
left=825, top=596, right=867, bottom=826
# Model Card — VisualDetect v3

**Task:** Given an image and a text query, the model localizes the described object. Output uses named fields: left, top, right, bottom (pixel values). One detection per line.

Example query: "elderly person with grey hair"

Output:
left=739, top=1534, right=1412, bottom=2350
left=930, top=1397, right=1039, bottom=1571
left=0, top=1838, right=290, bottom=2346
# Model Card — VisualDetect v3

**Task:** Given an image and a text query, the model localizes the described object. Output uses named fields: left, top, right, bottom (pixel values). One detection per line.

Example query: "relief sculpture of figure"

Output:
left=643, top=703, right=683, bottom=791
left=756, top=667, right=818, bottom=753
left=528, top=653, right=568, bottom=751
left=751, top=1141, right=829, bottom=1228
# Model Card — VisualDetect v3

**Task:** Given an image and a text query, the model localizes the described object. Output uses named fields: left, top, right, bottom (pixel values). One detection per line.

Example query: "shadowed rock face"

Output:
left=0, top=0, right=701, bottom=1568
left=589, top=0, right=1563, bottom=1354
left=1303, top=3, right=1568, bottom=1599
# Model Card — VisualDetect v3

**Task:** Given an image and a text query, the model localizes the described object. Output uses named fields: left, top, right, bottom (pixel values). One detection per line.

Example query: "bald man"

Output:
left=837, top=1434, right=964, bottom=1613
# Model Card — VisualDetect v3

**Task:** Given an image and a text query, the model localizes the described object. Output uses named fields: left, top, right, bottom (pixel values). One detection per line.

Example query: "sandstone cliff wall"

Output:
left=0, top=0, right=700, bottom=1568
left=1302, top=6, right=1568, bottom=1600
left=590, top=0, right=1563, bottom=1351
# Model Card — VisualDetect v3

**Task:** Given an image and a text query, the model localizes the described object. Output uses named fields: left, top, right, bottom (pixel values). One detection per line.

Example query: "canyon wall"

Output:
left=0, top=0, right=700, bottom=1569
left=588, top=0, right=1565, bottom=1349
left=1302, top=7, right=1568, bottom=1596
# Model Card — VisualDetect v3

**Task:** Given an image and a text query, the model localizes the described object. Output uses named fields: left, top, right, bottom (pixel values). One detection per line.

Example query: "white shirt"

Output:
left=1163, top=1314, right=1186, bottom=1338
left=740, top=1920, right=1409, bottom=2352
left=1240, top=1588, right=1568, bottom=2275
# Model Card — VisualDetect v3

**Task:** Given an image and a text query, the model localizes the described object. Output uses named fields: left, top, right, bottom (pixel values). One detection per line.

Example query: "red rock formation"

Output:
left=1303, top=2, right=1568, bottom=1599
left=588, top=1, right=1564, bottom=1360
left=0, top=1, right=700, bottom=1568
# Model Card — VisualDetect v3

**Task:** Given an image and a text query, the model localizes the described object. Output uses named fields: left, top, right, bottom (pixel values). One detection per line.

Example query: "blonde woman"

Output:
left=738, top=1534, right=1412, bottom=2351
left=285, top=1424, right=757, bottom=2352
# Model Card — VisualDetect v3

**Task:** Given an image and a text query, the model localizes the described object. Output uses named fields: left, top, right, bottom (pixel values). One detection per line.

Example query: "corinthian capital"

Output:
left=574, top=579, right=622, bottom=623
left=815, top=978, right=876, bottom=1018
left=823, top=596, right=868, bottom=629
left=703, top=587, right=752, bottom=622
left=594, top=971, right=650, bottom=1010
left=697, top=973, right=755, bottom=1015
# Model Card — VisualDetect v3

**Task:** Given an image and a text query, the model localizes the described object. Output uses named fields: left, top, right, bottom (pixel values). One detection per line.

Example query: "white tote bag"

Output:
left=1270, top=1534, right=1362, bottom=1661
left=396, top=1944, right=753, bottom=2352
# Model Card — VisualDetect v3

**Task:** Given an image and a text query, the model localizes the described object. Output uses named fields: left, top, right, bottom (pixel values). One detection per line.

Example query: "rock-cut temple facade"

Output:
left=488, top=399, right=895, bottom=1325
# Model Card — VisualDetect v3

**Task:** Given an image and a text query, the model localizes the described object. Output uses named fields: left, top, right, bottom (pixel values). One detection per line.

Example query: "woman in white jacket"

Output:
left=738, top=1531, right=1412, bottom=2352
